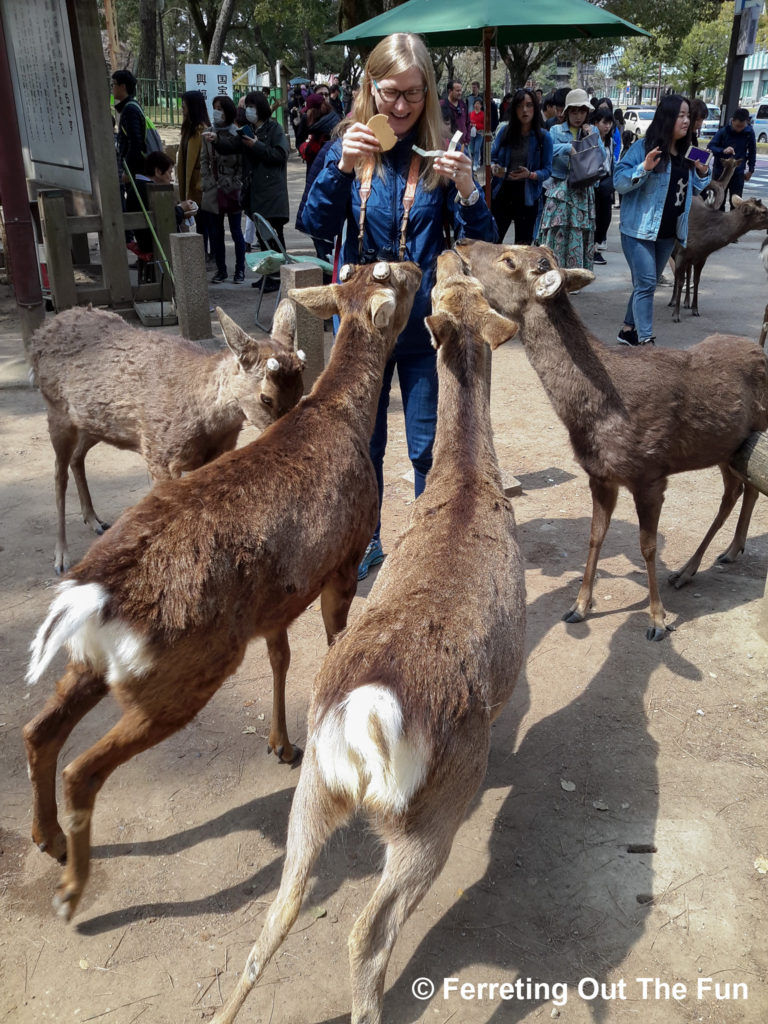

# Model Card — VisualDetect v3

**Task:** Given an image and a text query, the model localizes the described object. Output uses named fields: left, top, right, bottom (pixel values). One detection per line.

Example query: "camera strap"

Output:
left=358, top=153, right=421, bottom=261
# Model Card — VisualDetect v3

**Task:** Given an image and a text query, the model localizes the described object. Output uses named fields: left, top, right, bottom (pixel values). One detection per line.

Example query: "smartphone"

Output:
left=685, top=145, right=712, bottom=165
left=516, top=165, right=528, bottom=173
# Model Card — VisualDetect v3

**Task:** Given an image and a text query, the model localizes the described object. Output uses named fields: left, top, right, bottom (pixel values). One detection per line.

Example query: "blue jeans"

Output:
left=470, top=133, right=483, bottom=168
left=620, top=232, right=677, bottom=341
left=369, top=350, right=438, bottom=542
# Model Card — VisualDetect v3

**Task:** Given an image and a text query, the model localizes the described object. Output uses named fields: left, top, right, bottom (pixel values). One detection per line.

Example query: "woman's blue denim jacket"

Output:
left=490, top=129, right=553, bottom=206
left=548, top=122, right=606, bottom=181
left=614, top=137, right=711, bottom=244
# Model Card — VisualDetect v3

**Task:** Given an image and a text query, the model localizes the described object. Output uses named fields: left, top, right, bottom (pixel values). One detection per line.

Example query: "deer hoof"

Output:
left=667, top=569, right=691, bottom=589
left=646, top=623, right=674, bottom=642
left=94, top=520, right=111, bottom=535
left=691, top=309, right=700, bottom=318
left=53, top=884, right=80, bottom=922
left=562, top=609, right=585, bottom=624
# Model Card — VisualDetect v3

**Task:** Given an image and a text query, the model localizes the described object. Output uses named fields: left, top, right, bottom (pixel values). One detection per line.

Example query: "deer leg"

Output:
left=211, top=749, right=353, bottom=1024
left=264, top=628, right=298, bottom=763
left=320, top=571, right=358, bottom=645
left=691, top=263, right=703, bottom=317
left=683, top=266, right=692, bottom=309
left=50, top=422, right=77, bottom=575
left=670, top=272, right=682, bottom=318
left=564, top=477, right=619, bottom=624
left=70, top=435, right=110, bottom=535
left=669, top=466, right=744, bottom=587
left=348, top=756, right=484, bottom=1024
left=759, top=301, right=768, bottom=349
left=717, top=478, right=759, bottom=565
left=55, top=702, right=201, bottom=920
left=22, top=663, right=109, bottom=861
left=632, top=481, right=670, bottom=641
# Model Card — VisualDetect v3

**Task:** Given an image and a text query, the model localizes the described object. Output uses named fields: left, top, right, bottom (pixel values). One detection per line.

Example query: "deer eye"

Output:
left=537, top=257, right=552, bottom=273
left=260, top=393, right=273, bottom=407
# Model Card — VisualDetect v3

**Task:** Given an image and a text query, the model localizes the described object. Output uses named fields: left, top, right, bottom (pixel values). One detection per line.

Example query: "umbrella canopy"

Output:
left=327, top=0, right=648, bottom=48
left=289, top=76, right=311, bottom=85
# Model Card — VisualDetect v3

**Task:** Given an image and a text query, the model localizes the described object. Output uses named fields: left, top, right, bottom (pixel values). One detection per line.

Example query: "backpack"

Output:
left=299, top=134, right=327, bottom=166
left=126, top=99, right=164, bottom=157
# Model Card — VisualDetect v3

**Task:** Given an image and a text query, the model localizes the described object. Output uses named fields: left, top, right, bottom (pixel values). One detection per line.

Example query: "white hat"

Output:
left=562, top=88, right=591, bottom=115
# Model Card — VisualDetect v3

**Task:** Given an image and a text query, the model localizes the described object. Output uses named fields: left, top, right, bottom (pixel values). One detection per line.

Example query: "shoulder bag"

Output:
left=567, top=131, right=609, bottom=189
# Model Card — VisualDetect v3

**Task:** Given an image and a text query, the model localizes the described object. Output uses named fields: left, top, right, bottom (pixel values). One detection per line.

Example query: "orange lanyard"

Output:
left=358, top=153, right=421, bottom=262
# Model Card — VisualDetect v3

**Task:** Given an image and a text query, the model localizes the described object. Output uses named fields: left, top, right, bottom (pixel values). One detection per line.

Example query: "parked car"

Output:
left=624, top=107, right=655, bottom=138
left=698, top=104, right=722, bottom=140
left=752, top=101, right=768, bottom=144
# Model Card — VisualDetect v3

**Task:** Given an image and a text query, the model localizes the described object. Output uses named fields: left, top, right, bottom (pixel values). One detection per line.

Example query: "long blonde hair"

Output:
left=340, top=33, right=446, bottom=190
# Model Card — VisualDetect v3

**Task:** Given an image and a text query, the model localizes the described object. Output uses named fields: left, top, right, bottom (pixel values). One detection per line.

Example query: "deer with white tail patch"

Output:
left=210, top=250, right=525, bottom=1024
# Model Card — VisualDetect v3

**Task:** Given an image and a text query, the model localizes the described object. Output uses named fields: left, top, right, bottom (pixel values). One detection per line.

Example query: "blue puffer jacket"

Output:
left=490, top=128, right=553, bottom=206
left=303, top=132, right=498, bottom=356
left=614, top=137, right=711, bottom=244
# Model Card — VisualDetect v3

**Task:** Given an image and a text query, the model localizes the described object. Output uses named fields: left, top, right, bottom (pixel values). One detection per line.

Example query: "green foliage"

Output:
left=668, top=6, right=731, bottom=97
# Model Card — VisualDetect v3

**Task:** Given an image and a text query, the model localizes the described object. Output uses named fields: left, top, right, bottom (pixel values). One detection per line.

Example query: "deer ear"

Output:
left=483, top=310, right=518, bottom=350
left=425, top=311, right=457, bottom=350
left=217, top=306, right=254, bottom=362
left=287, top=285, right=339, bottom=319
left=534, top=268, right=565, bottom=299
left=562, top=268, right=595, bottom=293
left=271, top=299, right=297, bottom=346
left=370, top=291, right=397, bottom=328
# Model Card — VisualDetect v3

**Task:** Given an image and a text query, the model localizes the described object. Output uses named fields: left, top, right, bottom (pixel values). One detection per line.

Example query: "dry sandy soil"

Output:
left=1, top=232, right=767, bottom=1024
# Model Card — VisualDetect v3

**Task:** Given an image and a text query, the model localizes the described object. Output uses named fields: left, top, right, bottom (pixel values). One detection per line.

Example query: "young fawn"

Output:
left=23, top=261, right=421, bottom=921
left=210, top=250, right=525, bottom=1024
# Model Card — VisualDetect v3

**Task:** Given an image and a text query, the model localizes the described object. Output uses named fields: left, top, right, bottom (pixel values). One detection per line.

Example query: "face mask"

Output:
left=245, top=107, right=258, bottom=124
left=212, top=109, right=225, bottom=126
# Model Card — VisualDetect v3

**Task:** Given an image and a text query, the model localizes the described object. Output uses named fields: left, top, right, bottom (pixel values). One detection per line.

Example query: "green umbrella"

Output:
left=328, top=0, right=648, bottom=49
left=328, top=0, right=649, bottom=200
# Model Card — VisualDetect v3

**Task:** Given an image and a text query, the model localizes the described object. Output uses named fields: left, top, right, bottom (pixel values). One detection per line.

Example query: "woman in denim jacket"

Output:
left=490, top=88, right=553, bottom=244
left=538, top=88, right=605, bottom=269
left=614, top=94, right=711, bottom=346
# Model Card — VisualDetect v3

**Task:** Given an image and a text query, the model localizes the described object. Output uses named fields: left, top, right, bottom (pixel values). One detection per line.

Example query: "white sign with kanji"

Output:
left=184, top=65, right=233, bottom=119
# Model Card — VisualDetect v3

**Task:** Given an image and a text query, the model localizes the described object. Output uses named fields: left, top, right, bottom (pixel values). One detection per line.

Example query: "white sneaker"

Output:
left=597, top=242, right=607, bottom=251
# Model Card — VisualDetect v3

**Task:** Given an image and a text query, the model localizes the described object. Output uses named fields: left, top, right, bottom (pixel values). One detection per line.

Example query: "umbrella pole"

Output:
left=483, top=28, right=493, bottom=208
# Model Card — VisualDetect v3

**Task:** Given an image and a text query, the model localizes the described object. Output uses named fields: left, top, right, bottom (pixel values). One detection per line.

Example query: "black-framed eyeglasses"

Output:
left=373, top=80, right=427, bottom=105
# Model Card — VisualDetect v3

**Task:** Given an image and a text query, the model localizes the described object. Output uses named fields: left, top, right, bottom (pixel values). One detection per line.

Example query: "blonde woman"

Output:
left=303, top=32, right=497, bottom=579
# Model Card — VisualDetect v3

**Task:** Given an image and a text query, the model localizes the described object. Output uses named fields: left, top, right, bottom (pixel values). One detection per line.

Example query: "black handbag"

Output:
left=567, top=131, right=609, bottom=189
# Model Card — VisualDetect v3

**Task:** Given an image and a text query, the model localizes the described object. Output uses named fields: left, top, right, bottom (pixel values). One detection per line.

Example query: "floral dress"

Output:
left=539, top=122, right=602, bottom=270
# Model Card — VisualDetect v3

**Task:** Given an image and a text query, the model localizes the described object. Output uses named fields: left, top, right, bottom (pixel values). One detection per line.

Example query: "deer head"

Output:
left=288, top=261, right=422, bottom=340
left=426, top=250, right=518, bottom=353
left=454, top=241, right=594, bottom=321
left=216, top=307, right=306, bottom=428
left=732, top=195, right=768, bottom=231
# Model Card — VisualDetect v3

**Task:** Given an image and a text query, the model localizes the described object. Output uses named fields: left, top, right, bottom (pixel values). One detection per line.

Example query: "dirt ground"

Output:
left=1, top=225, right=768, bottom=1024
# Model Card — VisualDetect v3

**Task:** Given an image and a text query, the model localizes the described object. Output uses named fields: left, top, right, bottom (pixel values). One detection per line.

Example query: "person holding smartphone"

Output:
left=490, top=88, right=552, bottom=244
left=614, top=94, right=710, bottom=347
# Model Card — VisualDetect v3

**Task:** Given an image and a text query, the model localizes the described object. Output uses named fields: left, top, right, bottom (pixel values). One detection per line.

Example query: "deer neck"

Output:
left=519, top=300, right=618, bottom=427
left=208, top=353, right=247, bottom=429
left=308, top=313, right=395, bottom=434
left=431, top=341, right=501, bottom=488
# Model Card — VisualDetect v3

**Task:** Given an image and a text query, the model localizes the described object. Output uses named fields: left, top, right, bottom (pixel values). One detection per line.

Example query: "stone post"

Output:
left=169, top=232, right=212, bottom=340
left=280, top=263, right=324, bottom=392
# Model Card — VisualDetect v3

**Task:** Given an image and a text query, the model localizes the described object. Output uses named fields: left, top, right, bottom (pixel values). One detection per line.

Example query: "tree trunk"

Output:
left=501, top=42, right=559, bottom=95
left=303, top=28, right=315, bottom=83
left=135, top=0, right=157, bottom=81
left=208, top=0, right=237, bottom=66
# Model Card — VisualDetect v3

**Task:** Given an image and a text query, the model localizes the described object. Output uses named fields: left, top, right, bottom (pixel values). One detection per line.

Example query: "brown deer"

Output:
left=671, top=195, right=768, bottom=321
left=700, top=155, right=742, bottom=210
left=209, top=249, right=524, bottom=1024
left=760, top=236, right=768, bottom=349
left=454, top=239, right=768, bottom=640
left=29, top=304, right=306, bottom=574
left=22, top=260, right=421, bottom=921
